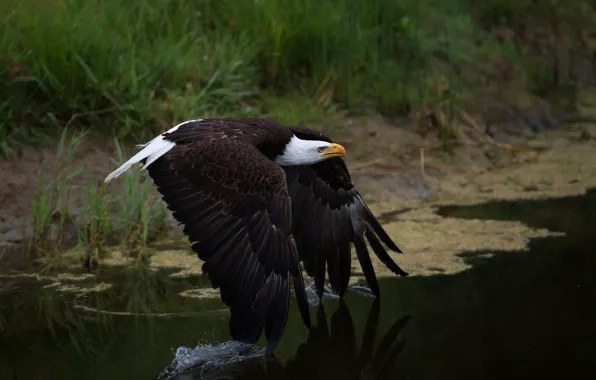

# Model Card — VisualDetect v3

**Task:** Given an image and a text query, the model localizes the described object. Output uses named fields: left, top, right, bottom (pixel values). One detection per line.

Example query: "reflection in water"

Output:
left=0, top=263, right=220, bottom=378
left=1, top=279, right=114, bottom=358
left=281, top=300, right=409, bottom=380
left=158, top=299, right=409, bottom=380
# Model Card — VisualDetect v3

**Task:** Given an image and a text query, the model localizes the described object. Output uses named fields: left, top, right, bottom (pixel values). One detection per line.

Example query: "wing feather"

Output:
left=283, top=126, right=408, bottom=297
left=145, top=138, right=311, bottom=351
left=353, top=234, right=380, bottom=295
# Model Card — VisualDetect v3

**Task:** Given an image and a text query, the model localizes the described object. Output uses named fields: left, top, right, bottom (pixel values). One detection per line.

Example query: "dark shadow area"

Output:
left=387, top=187, right=596, bottom=379
left=0, top=189, right=595, bottom=379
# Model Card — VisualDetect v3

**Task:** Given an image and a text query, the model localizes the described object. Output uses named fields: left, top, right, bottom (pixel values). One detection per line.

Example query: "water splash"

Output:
left=157, top=341, right=265, bottom=380
left=304, top=279, right=338, bottom=307
left=304, top=279, right=374, bottom=306
left=348, top=283, right=375, bottom=298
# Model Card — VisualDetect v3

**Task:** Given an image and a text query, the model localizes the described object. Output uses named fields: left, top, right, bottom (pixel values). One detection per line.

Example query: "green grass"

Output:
left=28, top=128, right=87, bottom=258
left=5, top=0, right=596, bottom=264
left=28, top=130, right=168, bottom=268
left=1, top=0, right=595, bottom=154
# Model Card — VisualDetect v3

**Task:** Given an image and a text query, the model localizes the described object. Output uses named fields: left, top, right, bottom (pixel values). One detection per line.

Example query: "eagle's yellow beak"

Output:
left=320, top=143, right=347, bottom=158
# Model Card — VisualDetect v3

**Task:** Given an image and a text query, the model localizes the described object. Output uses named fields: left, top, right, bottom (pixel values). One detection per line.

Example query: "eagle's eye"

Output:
left=316, top=146, right=326, bottom=153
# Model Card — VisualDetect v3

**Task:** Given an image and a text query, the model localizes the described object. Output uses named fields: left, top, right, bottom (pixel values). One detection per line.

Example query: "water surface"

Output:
left=1, top=189, right=594, bottom=379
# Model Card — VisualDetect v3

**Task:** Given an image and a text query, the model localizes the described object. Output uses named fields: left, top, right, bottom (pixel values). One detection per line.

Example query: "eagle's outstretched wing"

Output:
left=105, top=118, right=407, bottom=352
left=145, top=138, right=311, bottom=352
left=285, top=127, right=407, bottom=298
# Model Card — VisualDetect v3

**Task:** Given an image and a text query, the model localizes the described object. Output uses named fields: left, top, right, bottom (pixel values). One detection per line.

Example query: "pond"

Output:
left=1, top=189, right=595, bottom=379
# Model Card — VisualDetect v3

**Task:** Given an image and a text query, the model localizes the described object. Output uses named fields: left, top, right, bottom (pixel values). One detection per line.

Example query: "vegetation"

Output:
left=1, top=0, right=595, bottom=155
left=1, top=0, right=595, bottom=261
left=27, top=128, right=168, bottom=267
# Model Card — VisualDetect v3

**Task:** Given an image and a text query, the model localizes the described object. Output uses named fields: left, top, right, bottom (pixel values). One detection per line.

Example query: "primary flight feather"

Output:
left=104, top=118, right=408, bottom=352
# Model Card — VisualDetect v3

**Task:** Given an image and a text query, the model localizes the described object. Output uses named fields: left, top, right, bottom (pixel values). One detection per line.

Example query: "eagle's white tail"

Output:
left=104, top=121, right=200, bottom=183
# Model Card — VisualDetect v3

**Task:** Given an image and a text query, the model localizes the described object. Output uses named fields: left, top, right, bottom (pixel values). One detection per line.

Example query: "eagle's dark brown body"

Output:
left=105, top=118, right=407, bottom=352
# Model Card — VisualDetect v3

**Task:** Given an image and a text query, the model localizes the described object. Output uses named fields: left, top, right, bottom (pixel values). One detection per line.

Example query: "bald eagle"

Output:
left=105, top=118, right=407, bottom=352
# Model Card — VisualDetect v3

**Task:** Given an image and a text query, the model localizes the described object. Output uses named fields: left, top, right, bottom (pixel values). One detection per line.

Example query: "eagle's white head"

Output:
left=274, top=135, right=347, bottom=166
